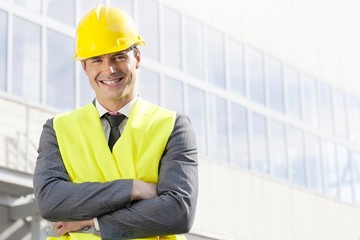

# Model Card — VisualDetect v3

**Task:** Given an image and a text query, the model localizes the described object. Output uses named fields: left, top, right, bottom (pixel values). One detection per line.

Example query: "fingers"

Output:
left=52, top=222, right=70, bottom=236
left=131, top=180, right=158, bottom=201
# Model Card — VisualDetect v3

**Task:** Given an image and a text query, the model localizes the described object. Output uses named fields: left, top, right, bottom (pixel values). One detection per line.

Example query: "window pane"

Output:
left=79, top=0, right=104, bottom=17
left=248, top=47, right=265, bottom=105
left=352, top=152, right=360, bottom=204
left=138, top=0, right=159, bottom=61
left=337, top=145, right=353, bottom=203
left=110, top=0, right=133, bottom=16
left=79, top=64, right=94, bottom=106
left=163, top=76, right=183, bottom=113
left=333, top=89, right=348, bottom=140
left=322, top=141, right=339, bottom=198
left=46, top=0, right=75, bottom=26
left=46, top=30, right=74, bottom=110
left=228, top=39, right=245, bottom=96
left=347, top=96, right=360, bottom=146
left=163, top=7, right=181, bottom=69
left=230, top=103, right=249, bottom=168
left=12, top=17, right=41, bottom=102
left=270, top=120, right=287, bottom=180
left=187, top=86, right=206, bottom=155
left=206, top=27, right=225, bottom=89
left=0, top=11, right=7, bottom=91
left=288, top=126, right=306, bottom=187
left=318, top=82, right=333, bottom=135
left=305, top=134, right=322, bottom=192
left=301, top=74, right=318, bottom=128
left=284, top=67, right=301, bottom=120
left=209, top=95, right=228, bottom=161
left=184, top=17, right=203, bottom=79
left=14, top=0, right=41, bottom=13
left=251, top=112, right=268, bottom=173
left=267, top=57, right=284, bottom=113
left=138, top=68, right=160, bottom=105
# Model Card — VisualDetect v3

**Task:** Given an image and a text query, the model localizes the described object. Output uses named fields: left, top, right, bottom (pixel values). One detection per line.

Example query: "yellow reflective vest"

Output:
left=50, top=99, right=185, bottom=240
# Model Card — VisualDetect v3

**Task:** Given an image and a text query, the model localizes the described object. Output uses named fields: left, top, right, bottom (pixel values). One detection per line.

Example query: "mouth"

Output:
left=99, top=78, right=122, bottom=86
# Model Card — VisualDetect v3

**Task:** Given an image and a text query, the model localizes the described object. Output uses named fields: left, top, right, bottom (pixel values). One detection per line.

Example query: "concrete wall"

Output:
left=192, top=159, right=360, bottom=240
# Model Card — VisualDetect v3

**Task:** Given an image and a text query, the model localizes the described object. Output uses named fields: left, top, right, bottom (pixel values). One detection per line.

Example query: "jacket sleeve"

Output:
left=33, top=118, right=133, bottom=221
left=97, top=114, right=199, bottom=239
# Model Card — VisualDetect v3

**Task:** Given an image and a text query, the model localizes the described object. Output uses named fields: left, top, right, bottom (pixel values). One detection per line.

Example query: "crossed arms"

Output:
left=33, top=114, right=198, bottom=239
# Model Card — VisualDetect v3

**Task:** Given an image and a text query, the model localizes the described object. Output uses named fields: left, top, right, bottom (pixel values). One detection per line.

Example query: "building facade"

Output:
left=0, top=0, right=360, bottom=239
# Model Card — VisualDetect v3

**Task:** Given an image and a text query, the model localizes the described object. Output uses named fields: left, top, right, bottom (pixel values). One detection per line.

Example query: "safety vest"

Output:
left=51, top=99, right=185, bottom=240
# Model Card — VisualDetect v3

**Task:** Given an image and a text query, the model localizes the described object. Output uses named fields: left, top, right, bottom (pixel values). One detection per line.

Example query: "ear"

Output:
left=135, top=50, right=141, bottom=69
left=81, top=60, right=88, bottom=75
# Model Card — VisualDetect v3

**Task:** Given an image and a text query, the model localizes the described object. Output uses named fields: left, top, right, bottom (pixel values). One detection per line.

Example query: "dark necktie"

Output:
left=103, top=113, right=126, bottom=151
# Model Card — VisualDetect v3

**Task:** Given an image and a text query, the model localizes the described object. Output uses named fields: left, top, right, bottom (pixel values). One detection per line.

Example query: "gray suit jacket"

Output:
left=33, top=111, right=198, bottom=239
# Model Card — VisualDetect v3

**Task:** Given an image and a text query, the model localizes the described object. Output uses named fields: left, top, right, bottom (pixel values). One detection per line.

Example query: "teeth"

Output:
left=102, top=79, right=119, bottom=85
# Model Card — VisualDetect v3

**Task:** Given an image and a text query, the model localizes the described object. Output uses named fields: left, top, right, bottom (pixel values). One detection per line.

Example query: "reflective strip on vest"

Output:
left=52, top=99, right=182, bottom=240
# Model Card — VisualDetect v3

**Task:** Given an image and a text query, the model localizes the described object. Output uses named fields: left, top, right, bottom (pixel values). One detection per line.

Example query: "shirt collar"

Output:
left=95, top=96, right=138, bottom=118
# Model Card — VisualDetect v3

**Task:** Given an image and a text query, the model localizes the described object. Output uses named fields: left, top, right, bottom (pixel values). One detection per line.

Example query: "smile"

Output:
left=100, top=78, right=121, bottom=86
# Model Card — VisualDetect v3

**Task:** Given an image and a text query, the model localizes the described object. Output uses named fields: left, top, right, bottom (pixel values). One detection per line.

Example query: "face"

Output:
left=82, top=46, right=141, bottom=110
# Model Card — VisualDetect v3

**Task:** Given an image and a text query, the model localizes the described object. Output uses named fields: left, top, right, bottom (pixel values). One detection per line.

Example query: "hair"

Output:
left=132, top=45, right=140, bottom=57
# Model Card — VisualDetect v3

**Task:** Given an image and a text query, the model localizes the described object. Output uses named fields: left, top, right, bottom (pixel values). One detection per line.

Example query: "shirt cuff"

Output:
left=93, top=217, right=100, bottom=231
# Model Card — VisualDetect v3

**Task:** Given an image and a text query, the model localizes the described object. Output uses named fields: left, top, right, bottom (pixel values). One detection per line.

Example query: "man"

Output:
left=33, top=5, right=198, bottom=240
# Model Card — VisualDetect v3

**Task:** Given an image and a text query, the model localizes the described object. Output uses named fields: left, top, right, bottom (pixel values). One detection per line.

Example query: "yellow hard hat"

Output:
left=74, top=5, right=145, bottom=60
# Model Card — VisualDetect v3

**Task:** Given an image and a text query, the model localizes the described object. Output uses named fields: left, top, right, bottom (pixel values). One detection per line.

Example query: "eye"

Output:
left=90, top=58, right=102, bottom=64
left=114, top=54, right=128, bottom=61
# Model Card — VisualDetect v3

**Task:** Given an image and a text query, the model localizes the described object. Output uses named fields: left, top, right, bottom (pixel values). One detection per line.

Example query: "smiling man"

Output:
left=33, top=5, right=198, bottom=240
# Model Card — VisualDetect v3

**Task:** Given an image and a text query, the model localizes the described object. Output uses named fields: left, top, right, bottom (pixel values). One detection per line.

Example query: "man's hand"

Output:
left=53, top=219, right=94, bottom=236
left=131, top=180, right=157, bottom=201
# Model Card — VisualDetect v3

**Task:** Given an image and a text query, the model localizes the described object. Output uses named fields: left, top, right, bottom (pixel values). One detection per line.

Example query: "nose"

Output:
left=102, top=59, right=117, bottom=75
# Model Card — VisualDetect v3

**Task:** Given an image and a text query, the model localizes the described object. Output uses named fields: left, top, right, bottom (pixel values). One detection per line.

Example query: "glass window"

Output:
left=12, top=17, right=41, bottom=102
left=267, top=57, right=284, bottom=113
left=284, top=67, right=301, bottom=120
left=206, top=27, right=225, bottom=89
left=318, top=82, right=334, bottom=135
left=184, top=16, right=203, bottom=79
left=187, top=86, right=206, bottom=155
left=352, top=152, right=360, bottom=204
left=46, top=30, right=74, bottom=110
left=163, top=7, right=181, bottom=69
left=110, top=0, right=133, bottom=16
left=270, top=120, right=287, bottom=180
left=138, top=68, right=160, bottom=105
left=347, top=95, right=360, bottom=146
left=0, top=11, right=7, bottom=91
left=301, top=74, right=318, bottom=128
left=322, top=141, right=339, bottom=198
left=209, top=95, right=228, bottom=161
left=138, top=0, right=159, bottom=61
left=333, top=89, right=348, bottom=140
left=46, top=0, right=75, bottom=26
left=251, top=112, right=268, bottom=173
left=79, top=64, right=95, bottom=106
left=288, top=126, right=306, bottom=187
left=228, top=39, right=245, bottom=96
left=163, top=76, right=183, bottom=113
left=247, top=47, right=265, bottom=106
left=79, top=0, right=104, bottom=18
left=336, top=145, right=353, bottom=203
left=230, top=103, right=249, bottom=168
left=305, top=134, right=322, bottom=192
left=14, top=0, right=41, bottom=13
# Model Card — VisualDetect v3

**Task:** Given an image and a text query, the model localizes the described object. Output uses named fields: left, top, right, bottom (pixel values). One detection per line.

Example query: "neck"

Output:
left=97, top=96, right=135, bottom=112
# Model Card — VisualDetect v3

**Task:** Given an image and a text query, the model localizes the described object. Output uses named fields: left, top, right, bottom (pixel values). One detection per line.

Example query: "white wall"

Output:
left=192, top=158, right=360, bottom=240
left=162, top=0, right=360, bottom=98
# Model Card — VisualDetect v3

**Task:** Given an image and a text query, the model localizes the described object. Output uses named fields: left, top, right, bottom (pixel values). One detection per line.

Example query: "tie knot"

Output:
left=104, top=113, right=125, bottom=128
